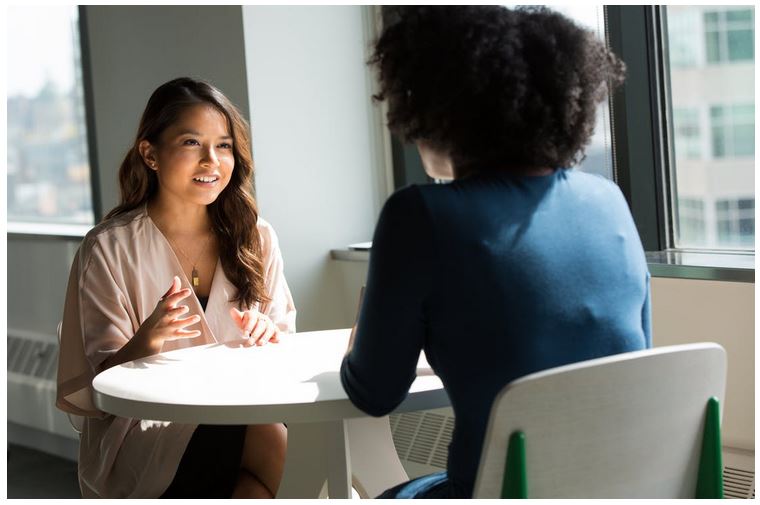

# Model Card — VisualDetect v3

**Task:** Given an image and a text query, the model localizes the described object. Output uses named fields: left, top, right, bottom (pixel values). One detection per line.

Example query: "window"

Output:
left=716, top=198, right=755, bottom=248
left=705, top=9, right=754, bottom=64
left=676, top=197, right=706, bottom=246
left=666, top=8, right=700, bottom=68
left=672, top=108, right=702, bottom=160
left=665, top=6, right=754, bottom=250
left=7, top=6, right=94, bottom=226
left=710, top=104, right=755, bottom=158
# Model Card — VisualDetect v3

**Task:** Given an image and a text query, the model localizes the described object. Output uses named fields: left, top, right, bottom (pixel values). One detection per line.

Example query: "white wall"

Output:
left=242, top=6, right=390, bottom=331
left=650, top=277, right=754, bottom=451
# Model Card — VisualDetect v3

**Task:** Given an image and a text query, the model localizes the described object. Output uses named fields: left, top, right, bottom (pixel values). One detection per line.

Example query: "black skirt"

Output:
left=160, top=424, right=247, bottom=498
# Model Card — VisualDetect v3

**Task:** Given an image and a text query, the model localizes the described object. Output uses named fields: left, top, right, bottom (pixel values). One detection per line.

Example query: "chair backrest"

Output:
left=57, top=321, right=84, bottom=434
left=473, top=343, right=726, bottom=498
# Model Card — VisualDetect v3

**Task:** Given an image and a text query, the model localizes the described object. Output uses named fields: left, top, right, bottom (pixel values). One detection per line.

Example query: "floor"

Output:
left=7, top=444, right=81, bottom=499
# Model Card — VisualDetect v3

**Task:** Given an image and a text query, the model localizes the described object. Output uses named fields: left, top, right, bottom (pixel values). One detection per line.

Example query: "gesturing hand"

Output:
left=136, top=276, right=202, bottom=353
left=229, top=307, right=280, bottom=347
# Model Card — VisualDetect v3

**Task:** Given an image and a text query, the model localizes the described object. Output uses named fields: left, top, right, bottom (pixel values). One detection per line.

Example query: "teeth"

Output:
left=193, top=176, right=218, bottom=183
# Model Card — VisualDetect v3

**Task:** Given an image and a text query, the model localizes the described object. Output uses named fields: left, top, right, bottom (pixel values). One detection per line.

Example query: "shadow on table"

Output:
left=121, top=354, right=184, bottom=369
left=302, top=367, right=438, bottom=402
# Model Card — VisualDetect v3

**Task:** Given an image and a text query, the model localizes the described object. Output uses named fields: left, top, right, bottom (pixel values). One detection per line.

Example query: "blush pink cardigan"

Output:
left=56, top=205, right=296, bottom=498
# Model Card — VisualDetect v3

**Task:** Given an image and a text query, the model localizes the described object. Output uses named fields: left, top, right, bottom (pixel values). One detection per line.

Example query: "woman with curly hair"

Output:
left=340, top=6, right=650, bottom=498
left=57, top=77, right=295, bottom=498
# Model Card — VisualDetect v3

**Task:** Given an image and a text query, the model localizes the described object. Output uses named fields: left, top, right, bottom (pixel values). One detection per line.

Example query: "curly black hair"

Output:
left=370, top=6, right=626, bottom=173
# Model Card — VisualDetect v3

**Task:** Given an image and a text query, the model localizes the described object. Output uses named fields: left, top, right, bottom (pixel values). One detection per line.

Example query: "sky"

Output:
left=7, top=5, right=78, bottom=98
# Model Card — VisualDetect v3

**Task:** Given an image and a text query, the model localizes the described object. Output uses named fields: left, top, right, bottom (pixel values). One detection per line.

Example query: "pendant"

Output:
left=192, top=267, right=200, bottom=287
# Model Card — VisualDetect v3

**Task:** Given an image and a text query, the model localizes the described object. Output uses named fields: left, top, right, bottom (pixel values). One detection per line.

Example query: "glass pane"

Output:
left=7, top=6, right=94, bottom=226
left=666, top=6, right=755, bottom=250
left=728, top=29, right=754, bottom=61
left=738, top=199, right=754, bottom=210
left=704, top=11, right=720, bottom=28
left=667, top=9, right=700, bottom=67
left=711, top=125, right=726, bottom=157
left=673, top=108, right=701, bottom=159
left=726, top=9, right=752, bottom=23
left=733, top=124, right=755, bottom=156
left=705, top=31, right=721, bottom=62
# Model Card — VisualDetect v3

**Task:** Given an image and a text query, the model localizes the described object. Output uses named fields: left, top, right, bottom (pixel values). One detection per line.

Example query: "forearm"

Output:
left=100, top=330, right=161, bottom=372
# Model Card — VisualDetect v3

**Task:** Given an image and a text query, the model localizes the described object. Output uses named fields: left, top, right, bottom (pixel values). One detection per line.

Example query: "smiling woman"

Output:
left=56, top=77, right=297, bottom=498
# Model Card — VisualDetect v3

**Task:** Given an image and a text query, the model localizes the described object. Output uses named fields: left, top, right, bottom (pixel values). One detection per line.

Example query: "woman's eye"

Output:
left=218, top=142, right=233, bottom=149
left=183, top=139, right=200, bottom=146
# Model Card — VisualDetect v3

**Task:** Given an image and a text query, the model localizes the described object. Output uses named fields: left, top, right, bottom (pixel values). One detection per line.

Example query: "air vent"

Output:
left=390, top=411, right=452, bottom=469
left=7, top=335, right=58, bottom=381
left=724, top=466, right=754, bottom=499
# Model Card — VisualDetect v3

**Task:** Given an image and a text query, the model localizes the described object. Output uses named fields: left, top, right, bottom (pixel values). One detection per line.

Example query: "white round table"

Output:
left=93, top=329, right=449, bottom=498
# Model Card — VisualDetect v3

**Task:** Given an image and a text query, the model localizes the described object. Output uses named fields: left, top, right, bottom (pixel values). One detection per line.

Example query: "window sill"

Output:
left=645, top=250, right=754, bottom=283
left=332, top=247, right=755, bottom=283
left=7, top=222, right=93, bottom=240
left=330, top=248, right=370, bottom=262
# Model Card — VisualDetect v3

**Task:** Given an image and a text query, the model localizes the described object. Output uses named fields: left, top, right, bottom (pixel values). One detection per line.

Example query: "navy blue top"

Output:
left=340, top=168, right=651, bottom=497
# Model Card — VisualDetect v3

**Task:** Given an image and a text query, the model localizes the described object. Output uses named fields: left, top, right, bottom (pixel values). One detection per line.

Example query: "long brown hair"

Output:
left=104, top=77, right=268, bottom=309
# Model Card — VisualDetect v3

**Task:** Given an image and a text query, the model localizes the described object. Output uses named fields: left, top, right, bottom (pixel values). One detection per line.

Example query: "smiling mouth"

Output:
left=192, top=176, right=220, bottom=183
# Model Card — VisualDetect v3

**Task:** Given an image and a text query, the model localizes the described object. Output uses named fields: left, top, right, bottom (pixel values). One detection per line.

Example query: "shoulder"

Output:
left=564, top=169, right=623, bottom=194
left=78, top=207, right=147, bottom=267
left=380, top=184, right=432, bottom=219
left=374, top=185, right=437, bottom=248
left=255, top=216, right=282, bottom=255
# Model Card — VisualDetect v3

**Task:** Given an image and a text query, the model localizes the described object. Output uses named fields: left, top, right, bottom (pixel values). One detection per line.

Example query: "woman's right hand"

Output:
left=100, top=276, right=202, bottom=371
left=134, top=276, right=202, bottom=354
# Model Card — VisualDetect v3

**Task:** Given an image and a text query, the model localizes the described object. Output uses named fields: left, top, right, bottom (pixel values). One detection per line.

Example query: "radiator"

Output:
left=7, top=332, right=78, bottom=441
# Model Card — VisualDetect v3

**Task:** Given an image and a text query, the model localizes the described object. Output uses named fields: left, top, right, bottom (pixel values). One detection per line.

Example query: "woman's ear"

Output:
left=138, top=140, right=158, bottom=170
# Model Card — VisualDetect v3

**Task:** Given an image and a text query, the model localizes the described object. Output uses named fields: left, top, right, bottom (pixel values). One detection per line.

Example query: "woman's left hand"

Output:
left=230, top=307, right=280, bottom=346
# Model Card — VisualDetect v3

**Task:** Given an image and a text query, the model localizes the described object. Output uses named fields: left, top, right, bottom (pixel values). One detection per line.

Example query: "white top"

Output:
left=94, top=329, right=447, bottom=424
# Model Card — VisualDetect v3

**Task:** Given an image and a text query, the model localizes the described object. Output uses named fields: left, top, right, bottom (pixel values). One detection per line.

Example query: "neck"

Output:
left=147, top=197, right=213, bottom=236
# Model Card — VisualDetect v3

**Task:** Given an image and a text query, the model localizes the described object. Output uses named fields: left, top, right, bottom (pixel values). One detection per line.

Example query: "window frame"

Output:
left=607, top=5, right=753, bottom=282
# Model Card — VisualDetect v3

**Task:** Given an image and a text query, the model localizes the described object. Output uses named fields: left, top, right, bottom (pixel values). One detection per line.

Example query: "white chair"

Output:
left=57, top=321, right=84, bottom=434
left=473, top=343, right=726, bottom=498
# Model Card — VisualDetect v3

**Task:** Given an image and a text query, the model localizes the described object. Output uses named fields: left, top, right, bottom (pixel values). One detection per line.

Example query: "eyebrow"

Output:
left=176, top=129, right=233, bottom=140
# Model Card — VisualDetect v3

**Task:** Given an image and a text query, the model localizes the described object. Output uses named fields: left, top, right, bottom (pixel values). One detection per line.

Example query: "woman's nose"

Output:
left=201, top=146, right=219, bottom=167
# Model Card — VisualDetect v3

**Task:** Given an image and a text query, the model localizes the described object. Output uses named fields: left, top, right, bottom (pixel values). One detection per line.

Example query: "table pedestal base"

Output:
left=277, top=416, right=409, bottom=498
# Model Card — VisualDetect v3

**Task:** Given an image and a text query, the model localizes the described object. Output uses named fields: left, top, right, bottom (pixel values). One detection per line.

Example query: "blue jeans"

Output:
left=377, top=471, right=453, bottom=499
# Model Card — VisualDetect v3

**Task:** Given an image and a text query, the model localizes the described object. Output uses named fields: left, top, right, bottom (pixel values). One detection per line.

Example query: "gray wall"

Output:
left=85, top=5, right=250, bottom=213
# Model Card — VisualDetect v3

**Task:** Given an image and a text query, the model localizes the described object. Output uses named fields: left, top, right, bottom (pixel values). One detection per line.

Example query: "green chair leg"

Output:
left=502, top=431, right=527, bottom=498
left=696, top=397, right=723, bottom=499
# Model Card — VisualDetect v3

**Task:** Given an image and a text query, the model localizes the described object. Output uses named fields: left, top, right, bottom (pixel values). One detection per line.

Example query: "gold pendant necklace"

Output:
left=169, top=233, right=212, bottom=289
